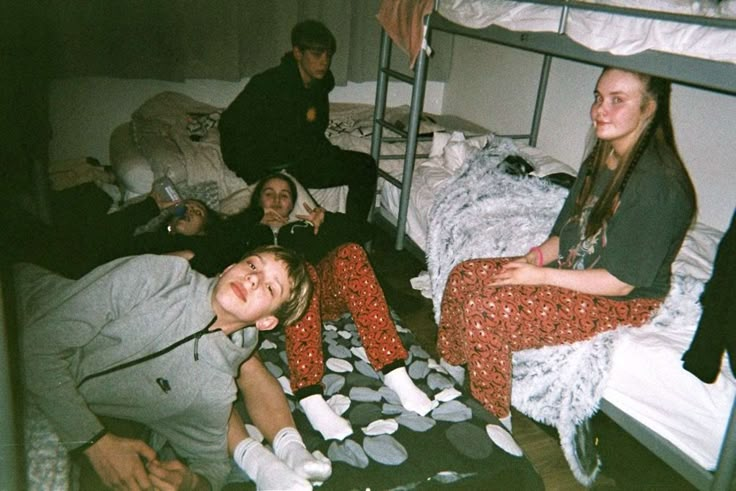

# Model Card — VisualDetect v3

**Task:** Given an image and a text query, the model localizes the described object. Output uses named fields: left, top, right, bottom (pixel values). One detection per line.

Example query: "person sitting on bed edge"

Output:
left=15, top=245, right=333, bottom=491
left=218, top=19, right=378, bottom=227
left=436, top=67, right=695, bottom=466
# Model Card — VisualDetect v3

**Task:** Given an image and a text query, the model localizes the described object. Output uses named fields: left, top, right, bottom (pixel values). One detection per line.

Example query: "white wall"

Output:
left=443, top=38, right=735, bottom=232
left=48, top=76, right=445, bottom=168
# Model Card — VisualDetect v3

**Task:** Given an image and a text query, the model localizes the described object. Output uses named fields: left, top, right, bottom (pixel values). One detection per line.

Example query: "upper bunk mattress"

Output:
left=437, top=0, right=736, bottom=64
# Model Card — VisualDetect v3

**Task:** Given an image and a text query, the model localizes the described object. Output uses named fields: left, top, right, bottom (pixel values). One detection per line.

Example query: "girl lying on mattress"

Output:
left=436, top=67, right=696, bottom=471
left=2, top=181, right=227, bottom=278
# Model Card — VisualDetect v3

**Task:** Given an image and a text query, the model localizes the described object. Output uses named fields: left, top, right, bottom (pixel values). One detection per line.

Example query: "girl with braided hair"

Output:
left=437, top=67, right=696, bottom=433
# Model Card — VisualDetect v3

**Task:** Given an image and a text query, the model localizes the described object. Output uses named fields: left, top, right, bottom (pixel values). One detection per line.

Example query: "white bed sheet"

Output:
left=603, top=223, right=734, bottom=471
left=378, top=132, right=577, bottom=250
left=438, top=0, right=736, bottom=64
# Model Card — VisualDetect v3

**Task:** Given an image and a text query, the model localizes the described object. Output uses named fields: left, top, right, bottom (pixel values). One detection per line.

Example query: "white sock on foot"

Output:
left=383, top=366, right=434, bottom=416
left=233, top=437, right=312, bottom=490
left=299, top=394, right=353, bottom=441
left=500, top=414, right=513, bottom=433
left=273, top=427, right=332, bottom=483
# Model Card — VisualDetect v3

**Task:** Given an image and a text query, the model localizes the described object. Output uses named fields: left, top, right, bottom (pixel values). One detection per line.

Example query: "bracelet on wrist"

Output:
left=70, top=428, right=108, bottom=458
left=529, top=246, right=544, bottom=267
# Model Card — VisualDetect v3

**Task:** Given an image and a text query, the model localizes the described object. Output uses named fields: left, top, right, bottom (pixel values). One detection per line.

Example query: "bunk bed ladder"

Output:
left=371, top=25, right=430, bottom=252
left=371, top=13, right=554, bottom=251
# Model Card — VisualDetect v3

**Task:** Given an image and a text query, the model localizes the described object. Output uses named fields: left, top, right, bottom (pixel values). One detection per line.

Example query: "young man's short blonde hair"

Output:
left=243, top=245, right=312, bottom=327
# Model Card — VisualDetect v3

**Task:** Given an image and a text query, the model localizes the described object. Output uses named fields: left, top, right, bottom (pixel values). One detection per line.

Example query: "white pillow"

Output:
left=442, top=133, right=490, bottom=173
left=673, top=222, right=724, bottom=281
left=109, top=122, right=154, bottom=196
left=281, top=171, right=319, bottom=221
left=430, top=131, right=455, bottom=157
left=516, top=144, right=578, bottom=178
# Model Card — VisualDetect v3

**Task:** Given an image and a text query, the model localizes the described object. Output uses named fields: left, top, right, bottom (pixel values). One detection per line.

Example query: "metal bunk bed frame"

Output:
left=369, top=1, right=736, bottom=490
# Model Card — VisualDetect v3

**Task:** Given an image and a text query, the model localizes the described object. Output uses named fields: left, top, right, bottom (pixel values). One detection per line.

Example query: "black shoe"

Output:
left=573, top=417, right=599, bottom=476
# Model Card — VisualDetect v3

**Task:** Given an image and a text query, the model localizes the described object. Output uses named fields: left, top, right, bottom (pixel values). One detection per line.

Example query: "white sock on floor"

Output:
left=233, top=437, right=312, bottom=490
left=500, top=414, right=513, bottom=433
left=273, top=427, right=332, bottom=483
left=383, top=366, right=434, bottom=416
left=299, top=394, right=353, bottom=441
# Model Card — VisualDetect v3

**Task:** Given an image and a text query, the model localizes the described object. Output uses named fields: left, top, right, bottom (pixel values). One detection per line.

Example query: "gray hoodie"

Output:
left=16, top=254, right=259, bottom=490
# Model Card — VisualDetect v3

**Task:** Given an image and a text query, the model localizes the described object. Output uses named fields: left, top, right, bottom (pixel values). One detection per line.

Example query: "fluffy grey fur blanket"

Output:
left=426, top=138, right=604, bottom=484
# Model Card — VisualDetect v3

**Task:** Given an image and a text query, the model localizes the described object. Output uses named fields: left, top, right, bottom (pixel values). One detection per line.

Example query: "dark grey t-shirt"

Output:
left=552, top=144, right=695, bottom=299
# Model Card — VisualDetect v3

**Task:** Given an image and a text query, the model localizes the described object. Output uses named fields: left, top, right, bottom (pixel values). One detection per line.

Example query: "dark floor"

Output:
left=367, top=226, right=698, bottom=491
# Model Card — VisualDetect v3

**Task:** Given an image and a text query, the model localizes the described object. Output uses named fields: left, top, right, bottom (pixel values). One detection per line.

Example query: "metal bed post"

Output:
left=711, top=396, right=736, bottom=490
left=529, top=2, right=568, bottom=147
left=394, top=23, right=429, bottom=251
left=367, top=29, right=393, bottom=247
left=529, top=55, right=551, bottom=147
left=371, top=30, right=392, bottom=167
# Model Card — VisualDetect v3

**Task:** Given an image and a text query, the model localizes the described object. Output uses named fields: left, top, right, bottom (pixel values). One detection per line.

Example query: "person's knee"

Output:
left=449, top=261, right=470, bottom=279
left=335, top=242, right=367, bottom=260
left=348, top=152, right=377, bottom=181
left=361, top=154, right=378, bottom=180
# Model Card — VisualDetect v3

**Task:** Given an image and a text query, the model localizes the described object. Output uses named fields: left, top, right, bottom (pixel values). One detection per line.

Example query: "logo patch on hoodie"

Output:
left=306, top=106, right=317, bottom=122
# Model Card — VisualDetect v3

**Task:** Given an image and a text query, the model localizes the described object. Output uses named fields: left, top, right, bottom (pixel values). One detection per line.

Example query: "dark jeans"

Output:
left=288, top=148, right=377, bottom=223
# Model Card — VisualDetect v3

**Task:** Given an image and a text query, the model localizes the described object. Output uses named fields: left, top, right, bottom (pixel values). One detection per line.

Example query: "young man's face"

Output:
left=293, top=45, right=332, bottom=86
left=212, top=252, right=291, bottom=332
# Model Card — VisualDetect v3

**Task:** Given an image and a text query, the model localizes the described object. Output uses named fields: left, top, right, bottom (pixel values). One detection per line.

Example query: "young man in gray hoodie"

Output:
left=16, top=245, right=327, bottom=490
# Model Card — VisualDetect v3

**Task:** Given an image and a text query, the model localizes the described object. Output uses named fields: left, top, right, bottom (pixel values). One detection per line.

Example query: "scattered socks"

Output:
left=383, top=366, right=434, bottom=416
left=300, top=393, right=353, bottom=441
left=233, top=437, right=311, bottom=491
left=273, top=427, right=332, bottom=483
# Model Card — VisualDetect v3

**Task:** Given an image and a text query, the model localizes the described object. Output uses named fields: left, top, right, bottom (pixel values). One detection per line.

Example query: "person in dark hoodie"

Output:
left=219, top=20, right=377, bottom=224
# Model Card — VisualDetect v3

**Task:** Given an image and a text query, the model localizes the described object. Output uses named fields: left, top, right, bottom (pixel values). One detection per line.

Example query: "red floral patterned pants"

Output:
left=285, top=243, right=408, bottom=393
left=438, top=257, right=661, bottom=418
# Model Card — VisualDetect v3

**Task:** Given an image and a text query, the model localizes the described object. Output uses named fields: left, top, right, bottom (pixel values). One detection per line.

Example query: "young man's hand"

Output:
left=85, top=432, right=157, bottom=490
left=148, top=459, right=210, bottom=491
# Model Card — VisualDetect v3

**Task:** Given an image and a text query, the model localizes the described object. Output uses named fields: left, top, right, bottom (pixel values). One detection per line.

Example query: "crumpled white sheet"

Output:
left=438, top=0, right=736, bottom=64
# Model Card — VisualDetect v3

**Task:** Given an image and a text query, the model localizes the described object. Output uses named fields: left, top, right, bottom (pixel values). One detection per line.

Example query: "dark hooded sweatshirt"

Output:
left=219, top=52, right=337, bottom=184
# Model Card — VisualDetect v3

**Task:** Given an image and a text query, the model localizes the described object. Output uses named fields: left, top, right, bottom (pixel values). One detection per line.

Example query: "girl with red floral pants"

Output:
left=289, top=243, right=434, bottom=440
left=438, top=257, right=660, bottom=420
left=437, top=68, right=696, bottom=430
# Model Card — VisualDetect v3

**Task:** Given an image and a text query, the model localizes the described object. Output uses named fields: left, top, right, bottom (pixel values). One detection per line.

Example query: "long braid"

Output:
left=575, top=138, right=609, bottom=213
left=619, top=123, right=655, bottom=195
